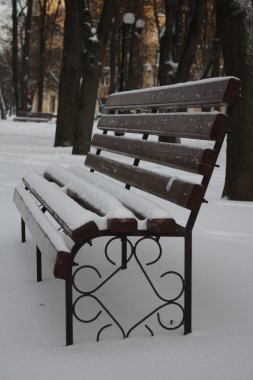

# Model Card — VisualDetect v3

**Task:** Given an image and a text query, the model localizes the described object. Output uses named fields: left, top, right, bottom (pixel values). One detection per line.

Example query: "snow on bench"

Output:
left=22, top=171, right=139, bottom=240
left=45, top=164, right=177, bottom=233
left=14, top=185, right=72, bottom=278
left=14, top=116, right=52, bottom=123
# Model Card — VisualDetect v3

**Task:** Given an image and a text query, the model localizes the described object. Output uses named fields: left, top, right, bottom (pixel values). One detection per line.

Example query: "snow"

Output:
left=22, top=170, right=108, bottom=231
left=43, top=164, right=137, bottom=221
left=14, top=185, right=70, bottom=270
left=89, top=34, right=98, bottom=42
left=0, top=118, right=253, bottom=379
left=109, top=76, right=239, bottom=97
left=68, top=165, right=173, bottom=225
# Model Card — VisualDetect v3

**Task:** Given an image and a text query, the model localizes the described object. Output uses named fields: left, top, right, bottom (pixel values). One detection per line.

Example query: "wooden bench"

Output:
left=13, top=76, right=241, bottom=345
left=14, top=111, right=55, bottom=123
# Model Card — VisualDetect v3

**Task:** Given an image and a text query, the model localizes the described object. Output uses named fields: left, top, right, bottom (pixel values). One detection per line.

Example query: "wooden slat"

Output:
left=13, top=186, right=72, bottom=279
left=14, top=117, right=51, bottom=123
left=22, top=172, right=101, bottom=243
left=85, top=154, right=205, bottom=210
left=45, top=164, right=177, bottom=234
left=68, top=165, right=178, bottom=234
left=98, top=113, right=229, bottom=141
left=104, top=77, right=241, bottom=110
left=44, top=165, right=138, bottom=234
left=91, top=134, right=217, bottom=176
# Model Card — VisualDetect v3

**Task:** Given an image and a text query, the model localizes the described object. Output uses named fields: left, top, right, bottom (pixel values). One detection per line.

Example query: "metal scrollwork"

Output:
left=73, top=293, right=125, bottom=341
left=72, top=236, right=185, bottom=340
left=133, top=237, right=185, bottom=303
left=105, top=236, right=134, bottom=265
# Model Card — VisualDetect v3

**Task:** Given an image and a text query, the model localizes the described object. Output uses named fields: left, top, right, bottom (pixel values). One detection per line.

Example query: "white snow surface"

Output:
left=109, top=76, right=238, bottom=96
left=23, top=170, right=108, bottom=231
left=14, top=185, right=70, bottom=269
left=44, top=164, right=138, bottom=222
left=0, top=118, right=253, bottom=380
left=68, top=165, right=174, bottom=222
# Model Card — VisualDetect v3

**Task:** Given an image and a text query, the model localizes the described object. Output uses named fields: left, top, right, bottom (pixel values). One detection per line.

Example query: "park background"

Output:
left=0, top=1, right=253, bottom=378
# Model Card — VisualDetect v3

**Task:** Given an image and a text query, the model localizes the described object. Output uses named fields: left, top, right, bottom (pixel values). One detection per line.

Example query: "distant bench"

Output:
left=13, top=76, right=241, bottom=345
left=14, top=111, right=55, bottom=122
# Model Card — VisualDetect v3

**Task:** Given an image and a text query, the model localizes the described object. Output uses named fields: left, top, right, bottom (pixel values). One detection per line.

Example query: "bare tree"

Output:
left=37, top=0, right=47, bottom=112
left=20, top=0, right=33, bottom=111
left=54, top=0, right=82, bottom=147
left=125, top=1, right=145, bottom=91
left=175, top=0, right=207, bottom=82
left=12, top=0, right=19, bottom=111
left=0, top=81, right=7, bottom=119
left=157, top=0, right=207, bottom=85
left=108, top=17, right=118, bottom=95
left=216, top=0, right=253, bottom=200
left=72, top=0, right=119, bottom=154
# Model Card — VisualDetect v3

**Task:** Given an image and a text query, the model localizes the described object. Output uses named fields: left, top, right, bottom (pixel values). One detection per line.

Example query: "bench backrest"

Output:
left=85, top=77, right=241, bottom=230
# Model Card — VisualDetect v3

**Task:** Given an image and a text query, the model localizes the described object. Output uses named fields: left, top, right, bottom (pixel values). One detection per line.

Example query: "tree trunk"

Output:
left=72, top=0, right=117, bottom=155
left=12, top=0, right=19, bottom=112
left=37, top=0, right=47, bottom=112
left=54, top=0, right=82, bottom=147
left=124, top=1, right=144, bottom=91
left=72, top=35, right=100, bottom=154
left=20, top=0, right=33, bottom=111
left=109, top=18, right=118, bottom=94
left=158, top=0, right=177, bottom=86
left=0, top=82, right=6, bottom=119
left=125, top=30, right=144, bottom=90
left=216, top=1, right=253, bottom=200
left=175, top=0, right=207, bottom=82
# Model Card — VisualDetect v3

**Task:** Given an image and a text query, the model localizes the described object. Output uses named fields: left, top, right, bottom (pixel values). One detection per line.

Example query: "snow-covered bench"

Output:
left=13, top=77, right=241, bottom=345
left=14, top=111, right=54, bottom=123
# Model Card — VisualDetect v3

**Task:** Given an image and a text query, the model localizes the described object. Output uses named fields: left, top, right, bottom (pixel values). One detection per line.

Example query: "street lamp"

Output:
left=135, top=19, right=145, bottom=31
left=123, top=12, right=135, bottom=25
left=119, top=12, right=136, bottom=92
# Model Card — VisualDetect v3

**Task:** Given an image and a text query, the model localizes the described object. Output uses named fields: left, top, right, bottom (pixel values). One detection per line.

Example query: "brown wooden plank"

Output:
left=45, top=166, right=173, bottom=234
left=105, top=77, right=241, bottom=110
left=44, top=166, right=138, bottom=234
left=91, top=134, right=217, bottom=176
left=146, top=218, right=177, bottom=234
left=85, top=154, right=205, bottom=210
left=98, top=113, right=229, bottom=141
left=71, top=188, right=138, bottom=233
left=68, top=165, right=178, bottom=234
left=22, top=173, right=101, bottom=243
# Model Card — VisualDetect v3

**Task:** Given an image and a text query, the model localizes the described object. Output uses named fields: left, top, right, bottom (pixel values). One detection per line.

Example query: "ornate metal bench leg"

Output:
left=65, top=275, right=73, bottom=346
left=184, top=232, right=192, bottom=334
left=21, top=218, right=26, bottom=243
left=36, top=246, right=42, bottom=282
left=121, top=237, right=127, bottom=270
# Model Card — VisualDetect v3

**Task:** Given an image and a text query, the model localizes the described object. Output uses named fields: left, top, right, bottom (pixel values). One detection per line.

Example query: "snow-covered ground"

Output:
left=0, top=118, right=252, bottom=380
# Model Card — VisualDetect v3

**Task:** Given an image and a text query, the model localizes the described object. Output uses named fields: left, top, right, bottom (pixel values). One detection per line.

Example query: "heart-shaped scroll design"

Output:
left=72, top=236, right=185, bottom=341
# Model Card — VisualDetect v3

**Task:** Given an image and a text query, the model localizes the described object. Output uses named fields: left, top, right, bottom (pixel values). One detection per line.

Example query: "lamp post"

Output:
left=119, top=12, right=135, bottom=92
left=125, top=18, right=145, bottom=91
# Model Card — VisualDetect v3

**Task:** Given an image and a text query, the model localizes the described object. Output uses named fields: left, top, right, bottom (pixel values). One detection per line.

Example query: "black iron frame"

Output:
left=26, top=226, right=191, bottom=346
left=66, top=235, right=187, bottom=344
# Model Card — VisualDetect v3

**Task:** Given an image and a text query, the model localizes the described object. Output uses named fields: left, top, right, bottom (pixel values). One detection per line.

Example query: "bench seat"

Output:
left=45, top=164, right=178, bottom=233
left=15, top=166, right=179, bottom=277
left=14, top=117, right=52, bottom=123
